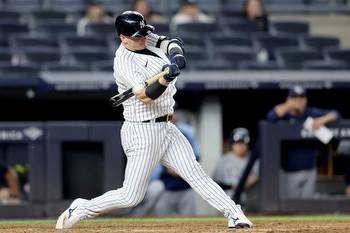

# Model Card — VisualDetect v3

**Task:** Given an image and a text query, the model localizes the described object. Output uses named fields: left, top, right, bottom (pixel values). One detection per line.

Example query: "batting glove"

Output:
left=170, top=53, right=186, bottom=70
left=162, top=63, right=180, bottom=82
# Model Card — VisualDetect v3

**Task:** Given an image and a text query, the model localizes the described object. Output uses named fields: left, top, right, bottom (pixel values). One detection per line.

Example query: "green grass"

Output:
left=0, top=215, right=349, bottom=225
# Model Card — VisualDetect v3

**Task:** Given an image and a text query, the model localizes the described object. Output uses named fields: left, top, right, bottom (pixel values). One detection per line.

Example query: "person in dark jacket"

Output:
left=267, top=85, right=340, bottom=199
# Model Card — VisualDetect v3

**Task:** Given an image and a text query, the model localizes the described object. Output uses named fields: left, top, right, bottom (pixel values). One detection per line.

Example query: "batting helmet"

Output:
left=115, top=11, right=154, bottom=37
left=231, top=128, right=250, bottom=144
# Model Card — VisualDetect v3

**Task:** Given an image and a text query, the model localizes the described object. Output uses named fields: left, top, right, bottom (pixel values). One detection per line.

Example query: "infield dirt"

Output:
left=0, top=220, right=349, bottom=233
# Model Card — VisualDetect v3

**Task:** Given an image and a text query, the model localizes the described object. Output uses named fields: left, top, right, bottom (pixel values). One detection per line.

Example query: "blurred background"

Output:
left=0, top=0, right=350, bottom=218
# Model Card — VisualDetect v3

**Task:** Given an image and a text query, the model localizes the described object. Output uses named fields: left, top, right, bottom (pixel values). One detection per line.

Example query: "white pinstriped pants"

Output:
left=82, top=121, right=242, bottom=218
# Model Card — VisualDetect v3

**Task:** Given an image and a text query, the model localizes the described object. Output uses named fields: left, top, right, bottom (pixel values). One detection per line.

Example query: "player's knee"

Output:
left=125, top=194, right=145, bottom=207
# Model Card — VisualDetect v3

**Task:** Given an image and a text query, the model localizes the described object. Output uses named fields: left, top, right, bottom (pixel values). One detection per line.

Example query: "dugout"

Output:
left=45, top=121, right=125, bottom=216
left=0, top=122, right=45, bottom=217
left=260, top=120, right=350, bottom=213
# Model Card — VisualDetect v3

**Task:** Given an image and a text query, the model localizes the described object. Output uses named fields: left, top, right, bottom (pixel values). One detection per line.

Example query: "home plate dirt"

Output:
left=0, top=219, right=349, bottom=233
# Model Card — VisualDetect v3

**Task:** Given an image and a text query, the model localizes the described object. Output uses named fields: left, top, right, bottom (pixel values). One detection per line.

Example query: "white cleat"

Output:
left=55, top=198, right=88, bottom=229
left=228, top=205, right=253, bottom=228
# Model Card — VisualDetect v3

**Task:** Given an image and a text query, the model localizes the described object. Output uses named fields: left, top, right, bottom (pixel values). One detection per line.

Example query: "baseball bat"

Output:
left=109, top=68, right=169, bottom=108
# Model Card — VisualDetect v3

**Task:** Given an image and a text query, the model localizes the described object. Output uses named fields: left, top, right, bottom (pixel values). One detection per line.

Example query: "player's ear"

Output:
left=120, top=35, right=126, bottom=43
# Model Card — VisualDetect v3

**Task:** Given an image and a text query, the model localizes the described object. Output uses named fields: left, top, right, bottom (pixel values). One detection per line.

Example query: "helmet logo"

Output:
left=139, top=20, right=145, bottom=28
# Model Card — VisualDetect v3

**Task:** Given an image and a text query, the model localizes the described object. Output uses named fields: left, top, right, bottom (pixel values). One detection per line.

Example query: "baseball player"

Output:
left=56, top=11, right=252, bottom=229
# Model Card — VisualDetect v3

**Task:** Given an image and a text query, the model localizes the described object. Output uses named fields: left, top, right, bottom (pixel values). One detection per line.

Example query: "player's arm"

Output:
left=146, top=33, right=186, bottom=70
left=133, top=64, right=180, bottom=104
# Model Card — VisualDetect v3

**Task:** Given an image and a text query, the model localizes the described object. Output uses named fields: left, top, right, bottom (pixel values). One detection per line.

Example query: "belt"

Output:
left=142, top=114, right=173, bottom=123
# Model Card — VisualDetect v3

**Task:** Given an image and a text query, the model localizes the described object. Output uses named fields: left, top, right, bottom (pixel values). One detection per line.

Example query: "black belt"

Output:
left=142, top=114, right=173, bottom=123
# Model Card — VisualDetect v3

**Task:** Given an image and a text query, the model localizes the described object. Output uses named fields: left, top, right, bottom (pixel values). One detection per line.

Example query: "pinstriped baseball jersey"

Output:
left=114, top=44, right=176, bottom=122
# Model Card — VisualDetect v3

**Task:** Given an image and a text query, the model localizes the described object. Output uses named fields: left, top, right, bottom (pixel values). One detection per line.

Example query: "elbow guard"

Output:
left=145, top=80, right=167, bottom=100
left=157, top=37, right=184, bottom=55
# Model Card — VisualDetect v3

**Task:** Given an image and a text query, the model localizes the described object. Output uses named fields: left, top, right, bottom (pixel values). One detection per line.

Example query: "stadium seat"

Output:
left=303, top=60, right=348, bottom=70
left=91, top=60, right=114, bottom=71
left=197, top=0, right=221, bottom=14
left=180, top=35, right=206, bottom=49
left=185, top=46, right=209, bottom=63
left=271, top=21, right=310, bottom=36
left=84, top=23, right=116, bottom=39
left=0, top=23, right=29, bottom=38
left=11, top=36, right=58, bottom=52
left=0, top=51, right=12, bottom=64
left=4, top=0, right=42, bottom=12
left=50, top=0, right=86, bottom=13
left=209, top=34, right=253, bottom=47
left=35, top=22, right=76, bottom=38
left=275, top=48, right=324, bottom=70
left=225, top=20, right=261, bottom=35
left=325, top=48, right=350, bottom=66
left=176, top=22, right=220, bottom=37
left=214, top=46, right=256, bottom=68
left=21, top=49, right=61, bottom=67
left=301, top=35, right=340, bottom=51
left=31, top=10, right=67, bottom=26
left=42, top=62, right=88, bottom=72
left=254, top=35, right=299, bottom=60
left=152, top=22, right=170, bottom=36
left=71, top=51, right=110, bottom=65
left=0, top=10, right=21, bottom=24
left=238, top=61, right=280, bottom=70
left=61, top=36, right=108, bottom=53
left=191, top=59, right=234, bottom=70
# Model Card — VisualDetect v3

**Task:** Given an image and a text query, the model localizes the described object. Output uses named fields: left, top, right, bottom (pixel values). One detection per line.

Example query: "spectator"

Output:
left=266, top=85, right=340, bottom=199
left=213, top=128, right=259, bottom=199
left=243, top=0, right=269, bottom=32
left=77, top=1, right=113, bottom=36
left=0, top=162, right=20, bottom=204
left=153, top=112, right=201, bottom=216
left=170, top=0, right=215, bottom=34
left=131, top=0, right=166, bottom=23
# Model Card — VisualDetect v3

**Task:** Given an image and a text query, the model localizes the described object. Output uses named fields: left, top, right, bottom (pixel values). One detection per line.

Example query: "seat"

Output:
left=0, top=51, right=12, bottom=64
left=11, top=36, right=58, bottom=52
left=214, top=46, right=256, bottom=68
left=22, top=49, right=61, bottom=67
left=185, top=46, right=209, bottom=63
left=84, top=23, right=116, bottom=39
left=255, top=35, right=299, bottom=60
left=197, top=0, right=221, bottom=14
left=35, top=22, right=76, bottom=38
left=152, top=22, right=170, bottom=36
left=209, top=34, right=252, bottom=47
left=271, top=21, right=310, bottom=36
left=61, top=36, right=108, bottom=53
left=71, top=51, right=110, bottom=65
left=325, top=48, right=350, bottom=65
left=4, top=0, right=42, bottom=12
left=42, top=62, right=88, bottom=72
left=0, top=10, right=21, bottom=23
left=176, top=22, right=220, bottom=37
left=276, top=48, right=324, bottom=70
left=50, top=0, right=86, bottom=13
left=180, top=35, right=206, bottom=49
left=225, top=20, right=261, bottom=35
left=91, top=60, right=114, bottom=71
left=192, top=59, right=234, bottom=70
left=238, top=61, right=280, bottom=70
left=0, top=65, right=40, bottom=77
left=301, top=35, right=340, bottom=51
left=31, top=10, right=67, bottom=25
left=303, top=60, right=348, bottom=70
left=0, top=23, right=29, bottom=38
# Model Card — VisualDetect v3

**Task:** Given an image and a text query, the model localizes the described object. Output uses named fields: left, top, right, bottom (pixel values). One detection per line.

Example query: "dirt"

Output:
left=0, top=220, right=349, bottom=233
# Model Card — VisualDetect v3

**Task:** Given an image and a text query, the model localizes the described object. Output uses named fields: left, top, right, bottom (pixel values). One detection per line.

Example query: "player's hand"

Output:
left=170, top=53, right=186, bottom=70
left=162, top=64, right=180, bottom=82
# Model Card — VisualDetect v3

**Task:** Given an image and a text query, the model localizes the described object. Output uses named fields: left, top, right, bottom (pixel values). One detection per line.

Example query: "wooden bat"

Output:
left=109, top=68, right=169, bottom=108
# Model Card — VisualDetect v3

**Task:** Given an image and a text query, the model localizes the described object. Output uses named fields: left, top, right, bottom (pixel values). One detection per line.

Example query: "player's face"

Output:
left=120, top=35, right=146, bottom=51
left=232, top=143, right=249, bottom=158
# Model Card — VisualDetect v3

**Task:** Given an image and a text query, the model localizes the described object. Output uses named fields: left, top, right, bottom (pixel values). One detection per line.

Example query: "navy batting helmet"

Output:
left=115, top=11, right=154, bottom=37
left=231, top=128, right=250, bottom=144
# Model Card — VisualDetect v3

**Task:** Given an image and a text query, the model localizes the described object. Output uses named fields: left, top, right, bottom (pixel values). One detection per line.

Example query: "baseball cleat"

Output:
left=228, top=205, right=253, bottom=228
left=55, top=198, right=88, bottom=229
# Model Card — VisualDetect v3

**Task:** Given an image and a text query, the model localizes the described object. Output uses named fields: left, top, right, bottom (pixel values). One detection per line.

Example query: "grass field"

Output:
left=0, top=215, right=349, bottom=232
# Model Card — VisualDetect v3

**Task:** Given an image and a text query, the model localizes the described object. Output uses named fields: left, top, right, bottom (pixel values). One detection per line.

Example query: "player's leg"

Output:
left=160, top=123, right=252, bottom=227
left=177, top=190, right=196, bottom=215
left=56, top=122, right=166, bottom=229
left=284, top=171, right=303, bottom=199
left=301, top=169, right=316, bottom=198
